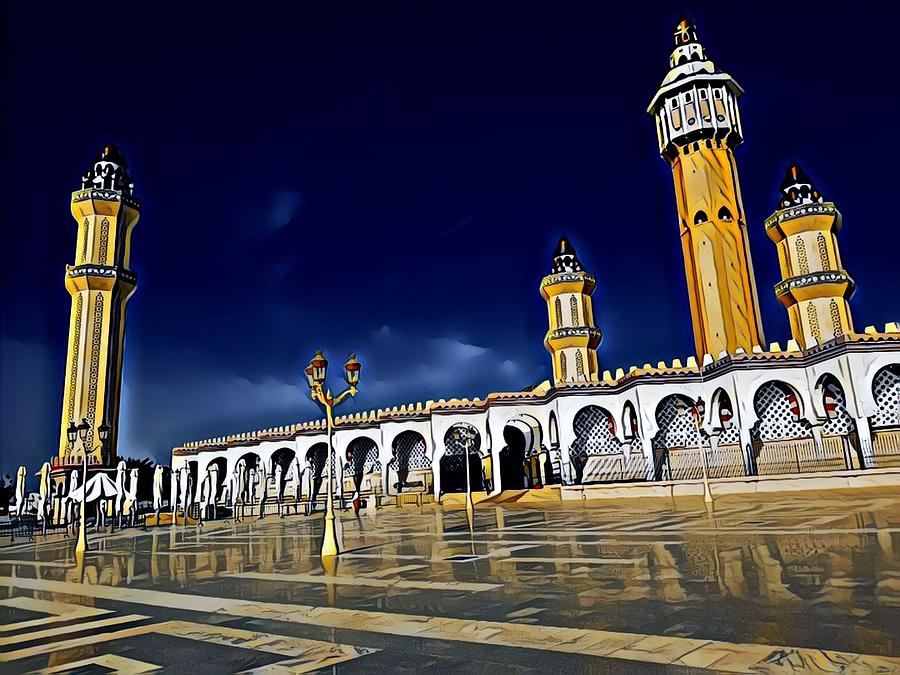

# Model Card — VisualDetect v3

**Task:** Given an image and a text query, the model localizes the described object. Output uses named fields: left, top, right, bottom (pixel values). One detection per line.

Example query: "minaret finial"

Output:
left=674, top=15, right=699, bottom=46
left=551, top=236, right=583, bottom=273
left=81, top=143, right=135, bottom=195
left=779, top=163, right=824, bottom=207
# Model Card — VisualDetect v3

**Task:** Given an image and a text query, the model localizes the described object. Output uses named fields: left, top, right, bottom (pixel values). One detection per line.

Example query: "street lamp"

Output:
left=306, top=350, right=361, bottom=559
left=98, top=421, right=111, bottom=463
left=75, top=418, right=91, bottom=555
left=66, top=421, right=77, bottom=534
left=451, top=426, right=477, bottom=533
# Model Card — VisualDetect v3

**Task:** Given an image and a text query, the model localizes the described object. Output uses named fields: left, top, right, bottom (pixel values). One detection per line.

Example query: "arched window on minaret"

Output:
left=817, top=233, right=830, bottom=271
left=693, top=210, right=708, bottom=224
left=555, top=298, right=563, bottom=328
left=560, top=352, right=568, bottom=380
left=570, top=296, right=579, bottom=325
left=795, top=238, right=809, bottom=275
left=81, top=218, right=89, bottom=264
left=576, top=351, right=585, bottom=378
left=807, top=303, right=821, bottom=344
left=830, top=300, right=842, bottom=337
left=718, top=206, right=733, bottom=221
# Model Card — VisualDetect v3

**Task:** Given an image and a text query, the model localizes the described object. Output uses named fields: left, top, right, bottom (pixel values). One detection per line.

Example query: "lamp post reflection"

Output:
left=452, top=425, right=477, bottom=533
left=691, top=398, right=714, bottom=506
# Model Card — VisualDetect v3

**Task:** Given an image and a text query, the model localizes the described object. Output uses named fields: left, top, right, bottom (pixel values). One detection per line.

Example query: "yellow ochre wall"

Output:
left=670, top=140, right=765, bottom=358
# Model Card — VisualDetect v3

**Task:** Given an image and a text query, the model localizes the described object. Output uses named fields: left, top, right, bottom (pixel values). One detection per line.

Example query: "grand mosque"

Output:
left=51, top=19, right=900, bottom=517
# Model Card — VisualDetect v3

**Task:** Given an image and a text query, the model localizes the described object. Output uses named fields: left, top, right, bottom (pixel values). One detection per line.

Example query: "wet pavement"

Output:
left=1, top=492, right=899, bottom=672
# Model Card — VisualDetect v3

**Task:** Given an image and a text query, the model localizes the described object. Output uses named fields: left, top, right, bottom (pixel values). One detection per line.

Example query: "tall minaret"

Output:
left=540, top=237, right=601, bottom=385
left=648, top=17, right=765, bottom=358
left=765, top=165, right=855, bottom=347
left=58, top=145, right=140, bottom=465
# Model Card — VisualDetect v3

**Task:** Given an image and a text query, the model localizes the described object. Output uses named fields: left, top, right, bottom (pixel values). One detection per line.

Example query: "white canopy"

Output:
left=68, top=472, right=120, bottom=502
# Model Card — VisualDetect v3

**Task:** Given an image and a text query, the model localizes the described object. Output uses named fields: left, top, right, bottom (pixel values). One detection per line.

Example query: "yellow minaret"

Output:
left=58, top=145, right=139, bottom=466
left=765, top=165, right=855, bottom=347
left=540, top=237, right=601, bottom=384
left=648, top=18, right=765, bottom=358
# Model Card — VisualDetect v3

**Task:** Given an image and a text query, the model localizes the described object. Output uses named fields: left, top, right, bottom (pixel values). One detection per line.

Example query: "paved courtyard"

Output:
left=1, top=492, right=899, bottom=672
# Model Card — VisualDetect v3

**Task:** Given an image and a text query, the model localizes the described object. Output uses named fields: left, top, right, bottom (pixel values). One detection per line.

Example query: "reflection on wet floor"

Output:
left=0, top=493, right=898, bottom=672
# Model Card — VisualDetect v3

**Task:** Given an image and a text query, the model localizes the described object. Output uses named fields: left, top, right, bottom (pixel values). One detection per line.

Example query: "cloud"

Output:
left=429, top=337, right=488, bottom=360
left=0, top=325, right=546, bottom=471
left=354, top=329, right=543, bottom=407
left=266, top=190, right=304, bottom=231
left=438, top=214, right=474, bottom=238
left=119, top=371, right=320, bottom=463
left=0, top=339, right=59, bottom=472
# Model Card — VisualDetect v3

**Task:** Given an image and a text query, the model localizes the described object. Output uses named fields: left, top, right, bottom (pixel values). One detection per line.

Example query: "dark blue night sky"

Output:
left=1, top=2, right=897, bottom=469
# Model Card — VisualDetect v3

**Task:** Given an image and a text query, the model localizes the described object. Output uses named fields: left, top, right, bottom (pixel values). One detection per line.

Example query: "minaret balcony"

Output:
left=774, top=270, right=855, bottom=304
left=65, top=264, right=138, bottom=292
left=539, top=272, right=596, bottom=298
left=765, top=203, right=840, bottom=241
left=72, top=187, right=141, bottom=211
left=544, top=326, right=602, bottom=350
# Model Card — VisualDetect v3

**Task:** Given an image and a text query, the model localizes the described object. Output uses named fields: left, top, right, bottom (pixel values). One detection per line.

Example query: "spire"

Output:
left=551, top=237, right=584, bottom=274
left=81, top=143, right=135, bottom=195
left=779, top=164, right=824, bottom=208
left=674, top=16, right=699, bottom=47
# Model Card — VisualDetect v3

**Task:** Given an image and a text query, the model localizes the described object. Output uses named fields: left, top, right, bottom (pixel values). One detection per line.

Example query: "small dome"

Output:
left=81, top=143, right=135, bottom=195
left=551, top=236, right=584, bottom=274
left=779, top=164, right=824, bottom=208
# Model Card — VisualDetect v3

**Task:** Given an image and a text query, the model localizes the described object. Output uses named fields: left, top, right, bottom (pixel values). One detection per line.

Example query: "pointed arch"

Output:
left=440, top=423, right=485, bottom=494
left=345, top=437, right=380, bottom=496
left=871, top=364, right=900, bottom=428
left=389, top=431, right=429, bottom=495
left=652, top=394, right=705, bottom=480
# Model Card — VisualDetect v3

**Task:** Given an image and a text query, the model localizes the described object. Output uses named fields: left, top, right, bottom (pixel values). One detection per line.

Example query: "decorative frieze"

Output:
left=774, top=270, right=853, bottom=298
left=66, top=264, right=137, bottom=286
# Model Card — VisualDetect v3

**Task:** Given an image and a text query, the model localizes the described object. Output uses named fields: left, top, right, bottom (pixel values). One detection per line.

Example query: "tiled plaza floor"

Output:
left=1, top=492, right=899, bottom=672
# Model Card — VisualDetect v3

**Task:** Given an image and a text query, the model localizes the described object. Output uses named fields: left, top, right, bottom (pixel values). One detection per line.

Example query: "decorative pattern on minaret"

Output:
left=765, top=164, right=856, bottom=348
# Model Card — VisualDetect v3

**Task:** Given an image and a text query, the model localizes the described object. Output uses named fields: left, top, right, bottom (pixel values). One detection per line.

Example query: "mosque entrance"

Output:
left=499, top=425, right=528, bottom=490
left=440, top=453, right=484, bottom=493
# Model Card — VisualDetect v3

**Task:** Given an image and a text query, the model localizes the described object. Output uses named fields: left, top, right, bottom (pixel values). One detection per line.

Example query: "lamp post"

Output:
left=66, top=421, right=77, bottom=536
left=305, top=350, right=361, bottom=559
left=98, top=421, right=111, bottom=465
left=72, top=418, right=111, bottom=555
left=75, top=418, right=91, bottom=555
left=451, top=425, right=477, bottom=533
